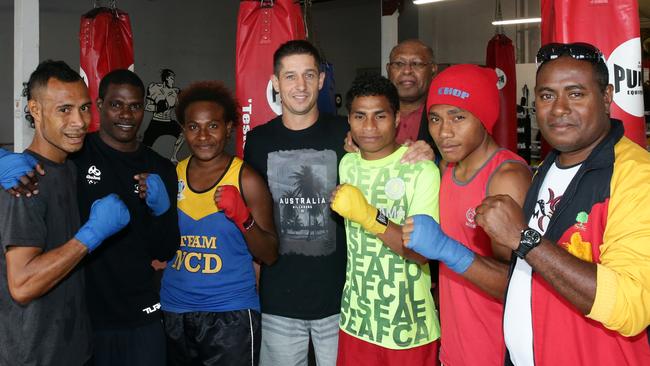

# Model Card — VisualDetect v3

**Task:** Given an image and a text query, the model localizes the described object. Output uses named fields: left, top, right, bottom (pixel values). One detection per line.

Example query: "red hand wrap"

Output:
left=216, top=185, right=252, bottom=232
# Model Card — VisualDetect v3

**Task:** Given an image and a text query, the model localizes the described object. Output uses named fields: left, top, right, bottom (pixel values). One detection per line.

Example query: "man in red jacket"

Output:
left=476, top=42, right=650, bottom=366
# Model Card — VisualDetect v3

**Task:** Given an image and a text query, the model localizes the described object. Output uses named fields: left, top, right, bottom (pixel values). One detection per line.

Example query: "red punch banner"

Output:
left=541, top=0, right=646, bottom=147
left=486, top=34, right=518, bottom=152
left=235, top=0, right=306, bottom=157
left=80, top=7, right=135, bottom=132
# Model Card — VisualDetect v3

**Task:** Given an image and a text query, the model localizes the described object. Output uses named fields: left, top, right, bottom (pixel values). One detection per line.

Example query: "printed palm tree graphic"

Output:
left=281, top=189, right=302, bottom=235
left=290, top=165, right=325, bottom=239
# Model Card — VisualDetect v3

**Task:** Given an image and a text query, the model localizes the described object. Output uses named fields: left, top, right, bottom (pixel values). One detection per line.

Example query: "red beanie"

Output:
left=426, top=64, right=499, bottom=134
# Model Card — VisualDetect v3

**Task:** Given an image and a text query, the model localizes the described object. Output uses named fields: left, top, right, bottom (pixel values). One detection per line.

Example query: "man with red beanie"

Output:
left=402, top=64, right=531, bottom=366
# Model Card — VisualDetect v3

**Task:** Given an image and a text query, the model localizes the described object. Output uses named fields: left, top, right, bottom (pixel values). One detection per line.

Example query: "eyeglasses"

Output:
left=388, top=61, right=432, bottom=71
left=536, top=42, right=605, bottom=66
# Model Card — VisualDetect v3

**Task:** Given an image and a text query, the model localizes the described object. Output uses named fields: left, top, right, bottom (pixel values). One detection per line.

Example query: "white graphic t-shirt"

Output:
left=504, top=161, right=581, bottom=365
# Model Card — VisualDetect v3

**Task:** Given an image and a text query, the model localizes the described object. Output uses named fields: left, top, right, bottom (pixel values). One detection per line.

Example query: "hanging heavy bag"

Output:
left=80, top=6, right=134, bottom=132
left=235, top=0, right=306, bottom=157
left=486, top=33, right=518, bottom=153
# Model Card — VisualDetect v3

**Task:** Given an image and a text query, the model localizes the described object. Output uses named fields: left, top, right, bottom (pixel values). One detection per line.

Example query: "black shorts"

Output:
left=163, top=309, right=261, bottom=366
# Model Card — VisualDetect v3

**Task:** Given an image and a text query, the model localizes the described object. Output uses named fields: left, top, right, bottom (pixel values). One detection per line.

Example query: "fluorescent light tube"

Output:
left=492, top=17, right=542, bottom=25
left=413, top=0, right=450, bottom=4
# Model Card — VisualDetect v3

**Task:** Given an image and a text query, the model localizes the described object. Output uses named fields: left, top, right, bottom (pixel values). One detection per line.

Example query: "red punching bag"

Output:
left=80, top=7, right=134, bottom=132
left=235, top=0, right=306, bottom=157
left=541, top=0, right=646, bottom=148
left=486, top=34, right=518, bottom=152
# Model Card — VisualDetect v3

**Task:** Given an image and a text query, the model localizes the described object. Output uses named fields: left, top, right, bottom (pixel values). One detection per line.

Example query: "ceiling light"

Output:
left=492, top=17, right=541, bottom=25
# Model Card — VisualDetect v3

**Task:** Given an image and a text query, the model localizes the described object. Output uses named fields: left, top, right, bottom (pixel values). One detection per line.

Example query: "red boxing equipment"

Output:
left=216, top=185, right=252, bottom=232
left=486, top=34, right=518, bottom=152
left=235, top=0, right=306, bottom=157
left=80, top=7, right=135, bottom=132
left=541, top=0, right=646, bottom=148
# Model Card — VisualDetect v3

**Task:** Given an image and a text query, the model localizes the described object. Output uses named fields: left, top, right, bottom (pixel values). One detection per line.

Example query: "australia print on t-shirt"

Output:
left=267, top=149, right=337, bottom=257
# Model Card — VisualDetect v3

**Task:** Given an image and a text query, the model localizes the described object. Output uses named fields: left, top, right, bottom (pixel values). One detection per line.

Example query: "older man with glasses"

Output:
left=345, top=39, right=439, bottom=157
left=386, top=39, right=438, bottom=146
left=474, top=42, right=650, bottom=366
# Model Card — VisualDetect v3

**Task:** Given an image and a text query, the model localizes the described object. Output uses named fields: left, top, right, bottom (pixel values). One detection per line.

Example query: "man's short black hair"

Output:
left=175, top=81, right=240, bottom=126
left=26, top=60, right=83, bottom=100
left=345, top=73, right=400, bottom=115
left=273, top=40, right=322, bottom=75
left=98, top=69, right=145, bottom=99
left=537, top=55, right=609, bottom=93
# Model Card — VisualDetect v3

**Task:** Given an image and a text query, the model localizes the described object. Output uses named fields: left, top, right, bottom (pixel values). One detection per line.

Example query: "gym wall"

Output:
left=1, top=0, right=380, bottom=155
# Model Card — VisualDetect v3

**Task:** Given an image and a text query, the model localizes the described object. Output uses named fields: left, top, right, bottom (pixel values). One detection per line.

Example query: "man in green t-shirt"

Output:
left=330, top=74, right=440, bottom=365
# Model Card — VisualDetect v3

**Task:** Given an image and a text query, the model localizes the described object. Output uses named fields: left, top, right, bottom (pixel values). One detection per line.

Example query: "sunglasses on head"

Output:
left=536, top=42, right=605, bottom=66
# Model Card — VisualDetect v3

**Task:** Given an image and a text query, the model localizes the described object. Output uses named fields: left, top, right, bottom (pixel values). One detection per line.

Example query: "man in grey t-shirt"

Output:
left=0, top=60, right=129, bottom=366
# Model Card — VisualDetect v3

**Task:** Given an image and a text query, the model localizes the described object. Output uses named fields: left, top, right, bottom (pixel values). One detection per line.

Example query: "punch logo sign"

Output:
left=266, top=80, right=283, bottom=115
left=607, top=37, right=644, bottom=117
left=495, top=68, right=507, bottom=90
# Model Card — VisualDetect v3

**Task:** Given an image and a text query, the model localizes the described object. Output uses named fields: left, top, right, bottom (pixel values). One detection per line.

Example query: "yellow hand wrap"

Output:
left=331, top=184, right=388, bottom=235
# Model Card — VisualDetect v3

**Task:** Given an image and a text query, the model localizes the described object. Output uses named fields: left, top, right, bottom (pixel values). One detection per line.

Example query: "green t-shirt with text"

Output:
left=338, top=146, right=441, bottom=350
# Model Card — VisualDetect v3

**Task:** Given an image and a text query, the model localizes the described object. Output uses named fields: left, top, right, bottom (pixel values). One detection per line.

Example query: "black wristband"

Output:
left=243, top=215, right=255, bottom=231
left=375, top=211, right=388, bottom=227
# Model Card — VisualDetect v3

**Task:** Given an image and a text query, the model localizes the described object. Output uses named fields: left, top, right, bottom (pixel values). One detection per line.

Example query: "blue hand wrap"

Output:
left=0, top=151, right=38, bottom=190
left=75, top=194, right=130, bottom=252
left=144, top=174, right=170, bottom=216
left=406, top=214, right=475, bottom=273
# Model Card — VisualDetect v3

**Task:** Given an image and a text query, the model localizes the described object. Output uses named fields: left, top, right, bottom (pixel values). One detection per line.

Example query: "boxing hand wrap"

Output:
left=0, top=151, right=38, bottom=190
left=331, top=184, right=388, bottom=235
left=406, top=214, right=475, bottom=274
left=75, top=194, right=130, bottom=252
left=144, top=174, right=170, bottom=216
left=216, top=185, right=252, bottom=232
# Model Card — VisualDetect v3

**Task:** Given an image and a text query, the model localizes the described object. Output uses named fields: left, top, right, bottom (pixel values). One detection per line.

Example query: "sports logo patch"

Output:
left=385, top=177, right=406, bottom=200
left=86, top=165, right=101, bottom=185
left=465, top=207, right=477, bottom=228
left=574, top=211, right=588, bottom=231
